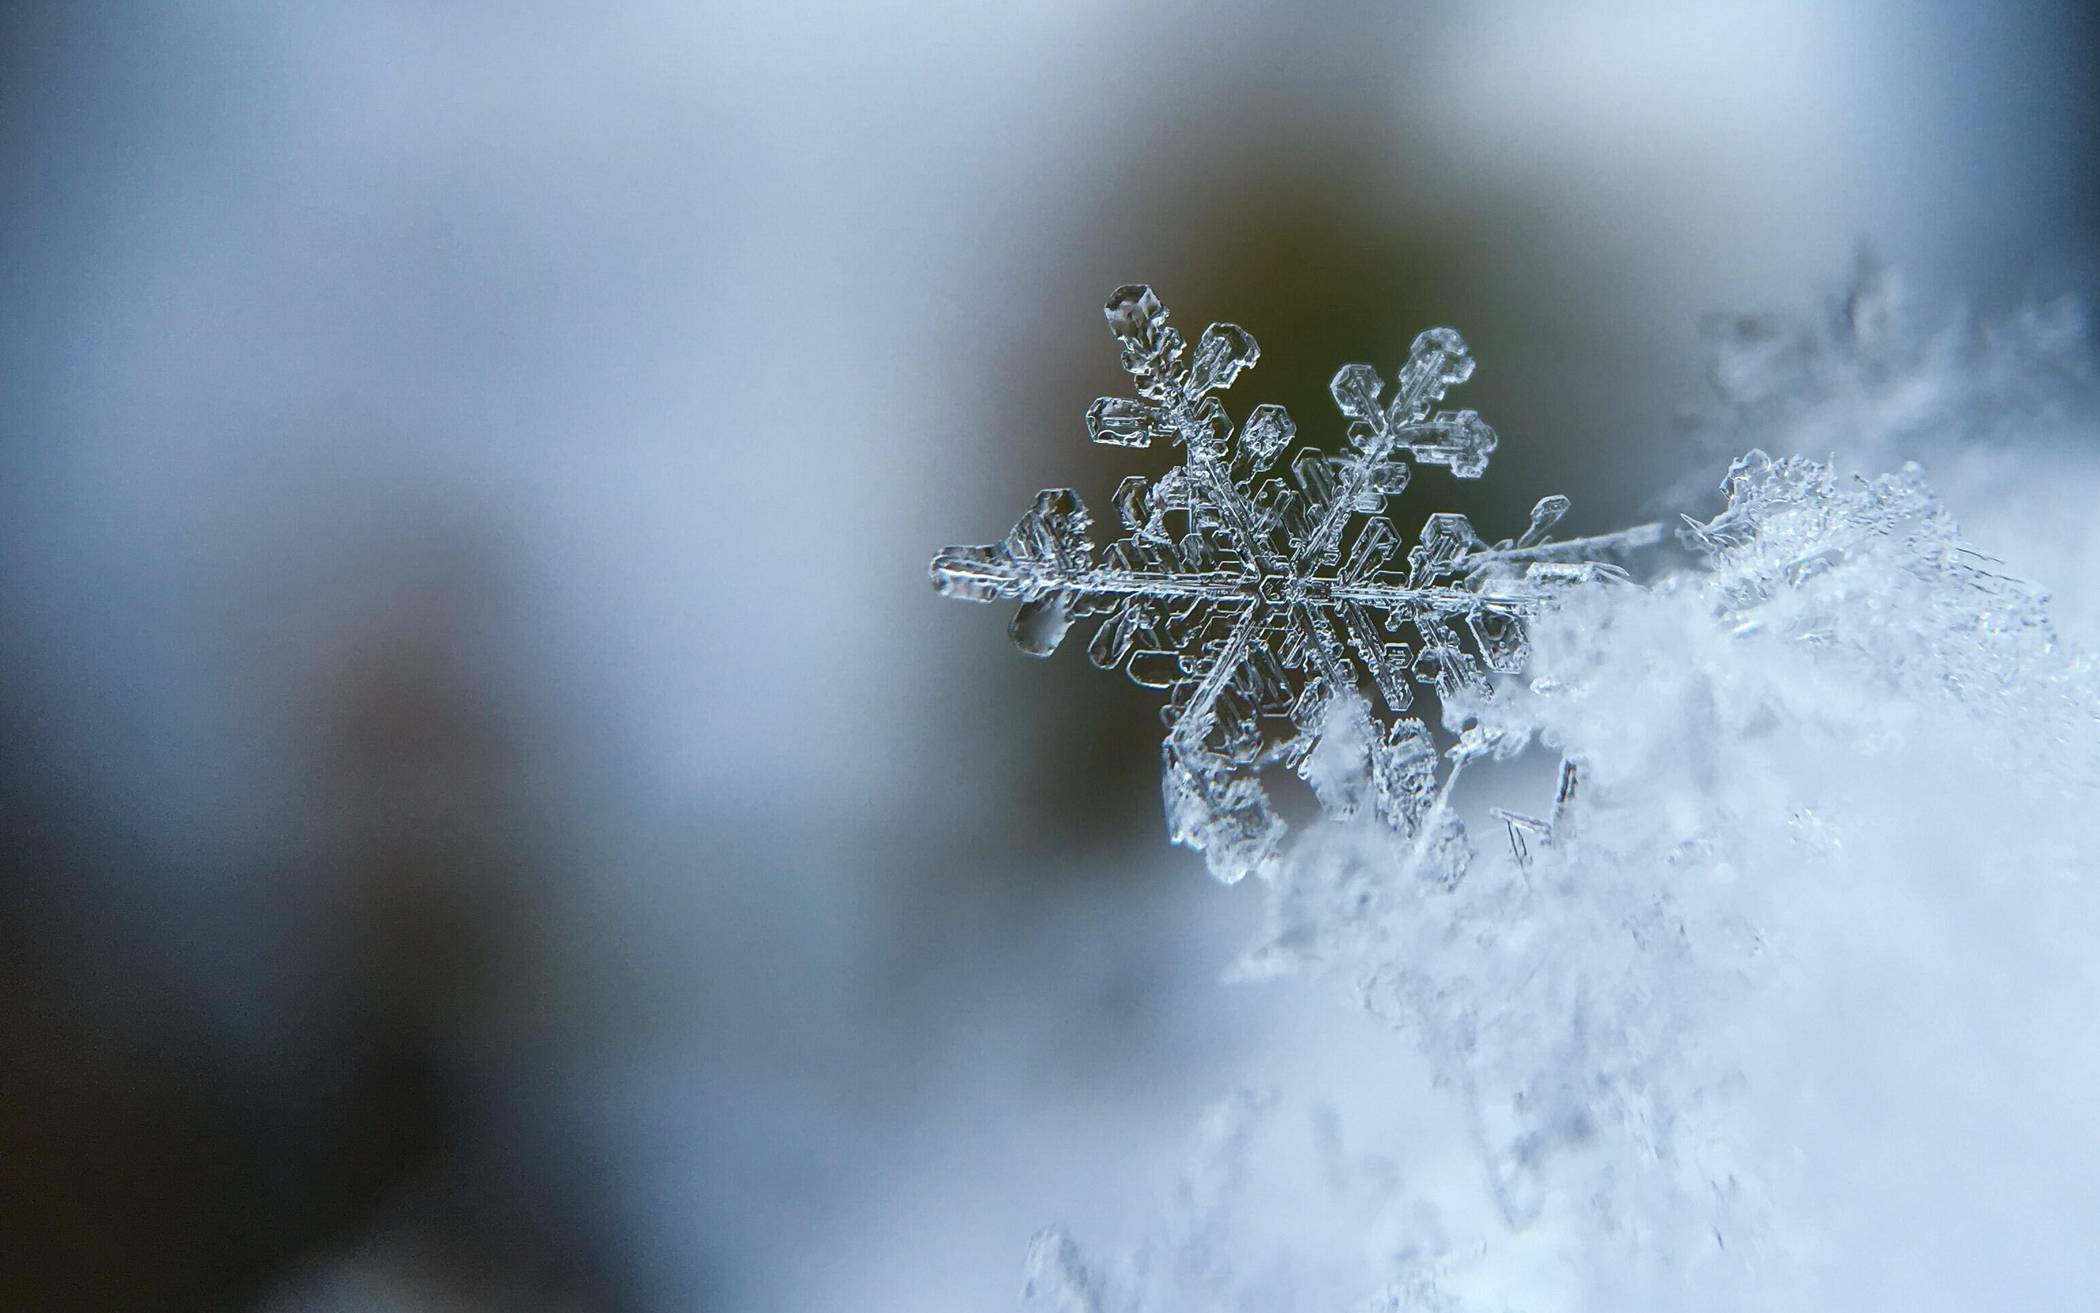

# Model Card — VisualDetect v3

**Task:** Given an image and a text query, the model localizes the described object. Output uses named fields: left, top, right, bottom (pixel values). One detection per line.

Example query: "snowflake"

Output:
left=931, top=285, right=1659, bottom=883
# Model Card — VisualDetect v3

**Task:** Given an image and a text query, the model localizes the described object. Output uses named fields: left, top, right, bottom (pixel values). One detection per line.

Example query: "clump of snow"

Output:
left=1026, top=275, right=2100, bottom=1311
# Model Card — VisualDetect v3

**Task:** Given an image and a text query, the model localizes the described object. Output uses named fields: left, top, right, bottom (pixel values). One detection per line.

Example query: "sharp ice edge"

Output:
left=931, top=284, right=1661, bottom=885
left=942, top=277, right=2100, bottom=1312
left=1011, top=444, right=2100, bottom=1313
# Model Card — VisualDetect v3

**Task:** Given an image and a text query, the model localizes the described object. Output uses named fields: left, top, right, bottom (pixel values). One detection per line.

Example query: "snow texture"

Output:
left=1677, top=250, right=2100, bottom=648
left=934, top=272, right=2100, bottom=1311
left=1675, top=251, right=2095, bottom=505
left=931, top=285, right=1659, bottom=884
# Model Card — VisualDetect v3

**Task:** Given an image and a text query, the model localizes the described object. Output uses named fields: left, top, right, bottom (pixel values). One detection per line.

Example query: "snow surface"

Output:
left=971, top=271, right=2100, bottom=1311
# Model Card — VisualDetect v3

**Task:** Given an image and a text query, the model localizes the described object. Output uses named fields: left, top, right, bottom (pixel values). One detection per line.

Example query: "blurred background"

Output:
left=3, top=3, right=2096, bottom=1309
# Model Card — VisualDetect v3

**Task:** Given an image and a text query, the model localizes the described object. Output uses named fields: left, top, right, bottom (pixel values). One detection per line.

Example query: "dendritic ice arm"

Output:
left=932, top=285, right=1661, bottom=884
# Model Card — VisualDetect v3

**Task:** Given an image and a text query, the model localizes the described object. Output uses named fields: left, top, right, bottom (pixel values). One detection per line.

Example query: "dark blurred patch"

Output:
left=0, top=533, right=618, bottom=1311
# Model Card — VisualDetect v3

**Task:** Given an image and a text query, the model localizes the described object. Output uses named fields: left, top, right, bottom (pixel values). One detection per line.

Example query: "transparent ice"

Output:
left=1676, top=250, right=2100, bottom=645
left=931, top=285, right=1660, bottom=883
left=1006, top=448, right=2100, bottom=1313
left=932, top=274, right=2100, bottom=1311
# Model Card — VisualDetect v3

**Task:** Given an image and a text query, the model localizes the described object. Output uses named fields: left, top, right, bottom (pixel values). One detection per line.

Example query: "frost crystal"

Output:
left=931, top=285, right=1659, bottom=882
left=1672, top=250, right=2096, bottom=507
left=980, top=270, right=2100, bottom=1312
left=1676, top=254, right=2100, bottom=644
left=1033, top=445, right=2100, bottom=1312
left=1680, top=449, right=2097, bottom=776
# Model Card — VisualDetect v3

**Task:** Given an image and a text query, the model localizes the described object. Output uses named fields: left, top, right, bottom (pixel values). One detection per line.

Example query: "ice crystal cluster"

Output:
left=1677, top=252, right=2095, bottom=499
left=931, top=285, right=1656, bottom=884
left=935, top=276, right=2100, bottom=1309
left=1679, top=252, right=2100, bottom=645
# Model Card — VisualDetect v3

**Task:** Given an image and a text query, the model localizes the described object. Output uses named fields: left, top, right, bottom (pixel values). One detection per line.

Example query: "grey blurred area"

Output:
left=2, top=3, right=2094, bottom=1310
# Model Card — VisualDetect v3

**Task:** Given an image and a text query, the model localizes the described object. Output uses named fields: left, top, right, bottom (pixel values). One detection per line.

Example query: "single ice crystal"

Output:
left=932, top=286, right=1662, bottom=882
